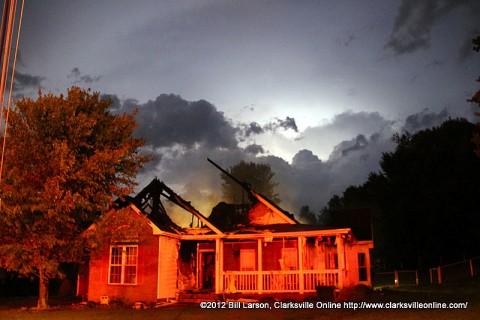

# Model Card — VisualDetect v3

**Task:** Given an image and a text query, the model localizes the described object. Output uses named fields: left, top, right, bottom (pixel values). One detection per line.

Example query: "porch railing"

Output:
left=223, top=270, right=339, bottom=293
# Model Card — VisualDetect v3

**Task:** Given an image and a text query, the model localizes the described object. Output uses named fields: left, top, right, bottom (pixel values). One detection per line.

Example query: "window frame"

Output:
left=108, top=244, right=138, bottom=285
left=358, top=252, right=368, bottom=282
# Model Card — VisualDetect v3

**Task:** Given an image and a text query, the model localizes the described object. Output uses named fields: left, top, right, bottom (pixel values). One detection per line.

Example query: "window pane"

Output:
left=358, top=253, right=367, bottom=281
left=358, top=253, right=366, bottom=267
left=109, top=266, right=121, bottom=283
left=125, top=246, right=138, bottom=265
left=111, top=247, right=122, bottom=265
left=359, top=268, right=368, bottom=281
left=124, top=266, right=137, bottom=284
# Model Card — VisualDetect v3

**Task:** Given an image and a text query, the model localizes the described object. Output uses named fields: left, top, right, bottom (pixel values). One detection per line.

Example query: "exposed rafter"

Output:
left=133, top=179, right=223, bottom=235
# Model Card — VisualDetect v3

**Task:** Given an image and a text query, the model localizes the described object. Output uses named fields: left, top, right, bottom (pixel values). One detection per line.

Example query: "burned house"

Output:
left=78, top=160, right=373, bottom=304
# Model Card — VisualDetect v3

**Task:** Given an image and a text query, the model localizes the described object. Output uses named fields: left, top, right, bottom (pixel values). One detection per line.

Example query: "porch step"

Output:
left=177, top=292, right=221, bottom=304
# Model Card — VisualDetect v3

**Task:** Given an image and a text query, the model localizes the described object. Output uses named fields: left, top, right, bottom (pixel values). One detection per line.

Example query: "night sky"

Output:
left=14, top=0, right=480, bottom=224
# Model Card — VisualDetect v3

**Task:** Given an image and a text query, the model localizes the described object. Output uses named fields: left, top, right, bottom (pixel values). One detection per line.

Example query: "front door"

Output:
left=198, top=250, right=215, bottom=290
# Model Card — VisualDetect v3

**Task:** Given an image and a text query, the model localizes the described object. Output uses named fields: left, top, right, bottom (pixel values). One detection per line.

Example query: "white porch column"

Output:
left=257, top=239, right=263, bottom=294
left=336, top=235, right=345, bottom=289
left=298, top=236, right=304, bottom=294
left=215, top=239, right=222, bottom=294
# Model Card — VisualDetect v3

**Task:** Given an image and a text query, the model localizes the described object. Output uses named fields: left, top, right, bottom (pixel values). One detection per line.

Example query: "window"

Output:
left=109, top=245, right=138, bottom=285
left=358, top=253, right=367, bottom=281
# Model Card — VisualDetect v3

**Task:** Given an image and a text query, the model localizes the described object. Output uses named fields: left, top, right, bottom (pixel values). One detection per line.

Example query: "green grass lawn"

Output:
left=1, top=278, right=478, bottom=320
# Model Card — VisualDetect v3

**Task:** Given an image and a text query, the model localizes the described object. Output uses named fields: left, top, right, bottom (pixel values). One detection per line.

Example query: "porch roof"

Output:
left=231, top=223, right=341, bottom=233
left=221, top=224, right=355, bottom=240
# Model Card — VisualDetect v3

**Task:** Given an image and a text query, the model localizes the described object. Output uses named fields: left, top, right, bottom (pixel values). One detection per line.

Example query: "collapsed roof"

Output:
left=113, top=159, right=371, bottom=241
left=117, top=178, right=222, bottom=235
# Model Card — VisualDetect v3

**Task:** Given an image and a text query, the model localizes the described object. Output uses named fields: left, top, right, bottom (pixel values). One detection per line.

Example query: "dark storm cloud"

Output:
left=292, top=149, right=322, bottom=169
left=68, top=67, right=101, bottom=84
left=238, top=117, right=298, bottom=140
left=245, top=122, right=263, bottom=137
left=332, top=134, right=369, bottom=158
left=265, top=117, right=298, bottom=133
left=386, top=0, right=472, bottom=55
left=119, top=94, right=238, bottom=149
left=330, top=111, right=390, bottom=130
left=244, top=144, right=264, bottom=156
left=403, top=107, right=450, bottom=132
left=263, top=152, right=334, bottom=216
left=12, top=71, right=44, bottom=92
left=300, top=110, right=394, bottom=160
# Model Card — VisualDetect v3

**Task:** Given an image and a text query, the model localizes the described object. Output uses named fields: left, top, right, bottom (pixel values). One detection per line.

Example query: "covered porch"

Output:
left=218, top=231, right=353, bottom=294
left=179, top=227, right=372, bottom=295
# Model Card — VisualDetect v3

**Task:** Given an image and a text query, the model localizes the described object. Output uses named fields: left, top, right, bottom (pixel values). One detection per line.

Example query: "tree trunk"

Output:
left=37, top=267, right=49, bottom=309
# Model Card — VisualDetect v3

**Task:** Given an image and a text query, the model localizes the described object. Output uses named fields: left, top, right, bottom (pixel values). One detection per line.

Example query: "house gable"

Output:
left=248, top=191, right=296, bottom=225
left=85, top=205, right=161, bottom=304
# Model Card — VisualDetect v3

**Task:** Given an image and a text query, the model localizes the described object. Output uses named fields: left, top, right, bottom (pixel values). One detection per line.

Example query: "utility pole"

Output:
left=0, top=0, right=24, bottom=183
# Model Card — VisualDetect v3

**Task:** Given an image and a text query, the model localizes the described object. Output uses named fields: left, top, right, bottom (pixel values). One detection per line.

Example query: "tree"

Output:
left=468, top=36, right=480, bottom=158
left=322, top=119, right=480, bottom=270
left=375, top=120, right=480, bottom=268
left=221, top=160, right=280, bottom=204
left=0, top=87, right=150, bottom=308
left=319, top=184, right=375, bottom=227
